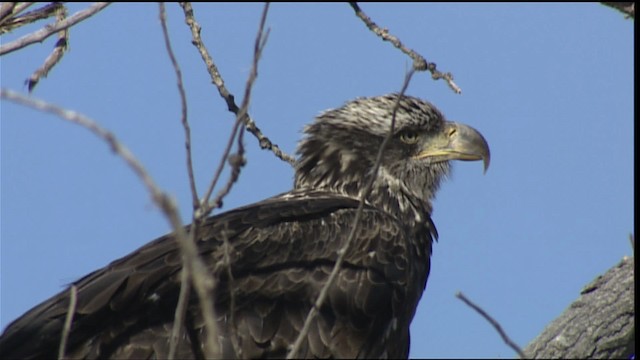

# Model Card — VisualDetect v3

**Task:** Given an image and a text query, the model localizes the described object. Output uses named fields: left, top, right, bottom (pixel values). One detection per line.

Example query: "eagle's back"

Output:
left=0, top=190, right=434, bottom=359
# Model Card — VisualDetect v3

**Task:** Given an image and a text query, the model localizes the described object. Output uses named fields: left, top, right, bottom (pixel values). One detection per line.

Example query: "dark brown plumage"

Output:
left=0, top=94, right=489, bottom=359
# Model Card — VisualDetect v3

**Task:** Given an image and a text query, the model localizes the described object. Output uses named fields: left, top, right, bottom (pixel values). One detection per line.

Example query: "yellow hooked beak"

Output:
left=414, top=122, right=490, bottom=173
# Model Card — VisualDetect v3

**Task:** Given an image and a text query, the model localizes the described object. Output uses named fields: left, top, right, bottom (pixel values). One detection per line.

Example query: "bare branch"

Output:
left=0, top=88, right=181, bottom=224
left=209, top=135, right=247, bottom=212
left=287, top=69, right=417, bottom=359
left=0, top=3, right=50, bottom=32
left=164, top=3, right=270, bottom=357
left=200, top=118, right=244, bottom=216
left=194, top=7, right=271, bottom=354
left=159, top=2, right=199, bottom=209
left=349, top=2, right=462, bottom=94
left=174, top=232, right=221, bottom=359
left=27, top=4, right=69, bottom=92
left=12, top=3, right=35, bottom=16
left=202, top=3, right=270, bottom=215
left=57, top=285, right=77, bottom=360
left=157, top=4, right=204, bottom=358
left=168, top=260, right=191, bottom=360
left=221, top=226, right=242, bottom=358
left=456, top=291, right=526, bottom=359
left=179, top=2, right=295, bottom=165
left=0, top=88, right=219, bottom=357
left=0, top=2, right=110, bottom=56
left=0, top=3, right=19, bottom=25
left=206, top=8, right=271, bottom=356
left=0, top=89, right=160, bottom=199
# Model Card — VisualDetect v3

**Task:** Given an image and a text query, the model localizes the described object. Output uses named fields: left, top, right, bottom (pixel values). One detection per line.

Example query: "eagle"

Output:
left=0, top=94, right=489, bottom=359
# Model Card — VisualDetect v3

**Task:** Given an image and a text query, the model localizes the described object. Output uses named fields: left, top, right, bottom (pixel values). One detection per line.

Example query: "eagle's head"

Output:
left=294, top=94, right=490, bottom=223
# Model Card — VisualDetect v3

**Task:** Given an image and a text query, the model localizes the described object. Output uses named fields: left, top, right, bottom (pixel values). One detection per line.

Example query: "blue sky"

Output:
left=0, top=3, right=633, bottom=358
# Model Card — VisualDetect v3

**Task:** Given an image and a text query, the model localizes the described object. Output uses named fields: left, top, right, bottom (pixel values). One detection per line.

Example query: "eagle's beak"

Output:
left=415, top=122, right=490, bottom=173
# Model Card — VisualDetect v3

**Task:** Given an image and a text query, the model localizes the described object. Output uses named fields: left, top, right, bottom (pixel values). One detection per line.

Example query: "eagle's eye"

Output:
left=399, top=130, right=420, bottom=144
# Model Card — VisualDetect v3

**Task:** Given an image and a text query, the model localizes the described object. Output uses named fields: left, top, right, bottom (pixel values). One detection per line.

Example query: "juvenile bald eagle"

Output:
left=0, top=94, right=489, bottom=359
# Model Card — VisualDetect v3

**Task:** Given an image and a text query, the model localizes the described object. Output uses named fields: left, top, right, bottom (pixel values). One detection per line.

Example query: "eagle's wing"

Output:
left=0, top=190, right=434, bottom=359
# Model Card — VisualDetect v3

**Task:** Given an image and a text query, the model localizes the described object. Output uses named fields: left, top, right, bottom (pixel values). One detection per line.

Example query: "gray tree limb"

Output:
left=524, top=257, right=635, bottom=359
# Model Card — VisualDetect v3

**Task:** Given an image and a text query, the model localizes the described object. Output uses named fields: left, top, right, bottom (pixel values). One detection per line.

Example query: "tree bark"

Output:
left=523, top=257, right=634, bottom=359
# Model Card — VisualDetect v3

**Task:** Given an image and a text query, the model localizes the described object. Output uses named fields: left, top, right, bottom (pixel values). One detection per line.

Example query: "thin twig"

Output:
left=158, top=3, right=222, bottom=356
left=0, top=2, right=110, bottom=56
left=167, top=3, right=270, bottom=356
left=221, top=226, right=242, bottom=358
left=349, top=2, right=462, bottom=94
left=0, top=89, right=182, bottom=225
left=200, top=116, right=243, bottom=217
left=203, top=111, right=247, bottom=359
left=179, top=2, right=295, bottom=165
left=202, top=4, right=269, bottom=215
left=209, top=131, right=247, bottom=212
left=0, top=3, right=18, bottom=25
left=287, top=69, right=417, bottom=359
left=158, top=3, right=199, bottom=210
left=10, top=3, right=36, bottom=20
left=1, top=89, right=161, bottom=199
left=199, top=5, right=272, bottom=354
left=455, top=291, right=526, bottom=359
left=0, top=2, right=53, bottom=32
left=209, top=129, right=247, bottom=210
left=158, top=4, right=201, bottom=358
left=57, top=285, right=77, bottom=360
left=0, top=87, right=218, bottom=357
left=172, top=228, right=221, bottom=359
left=27, top=4, right=69, bottom=92
left=168, top=257, right=191, bottom=360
